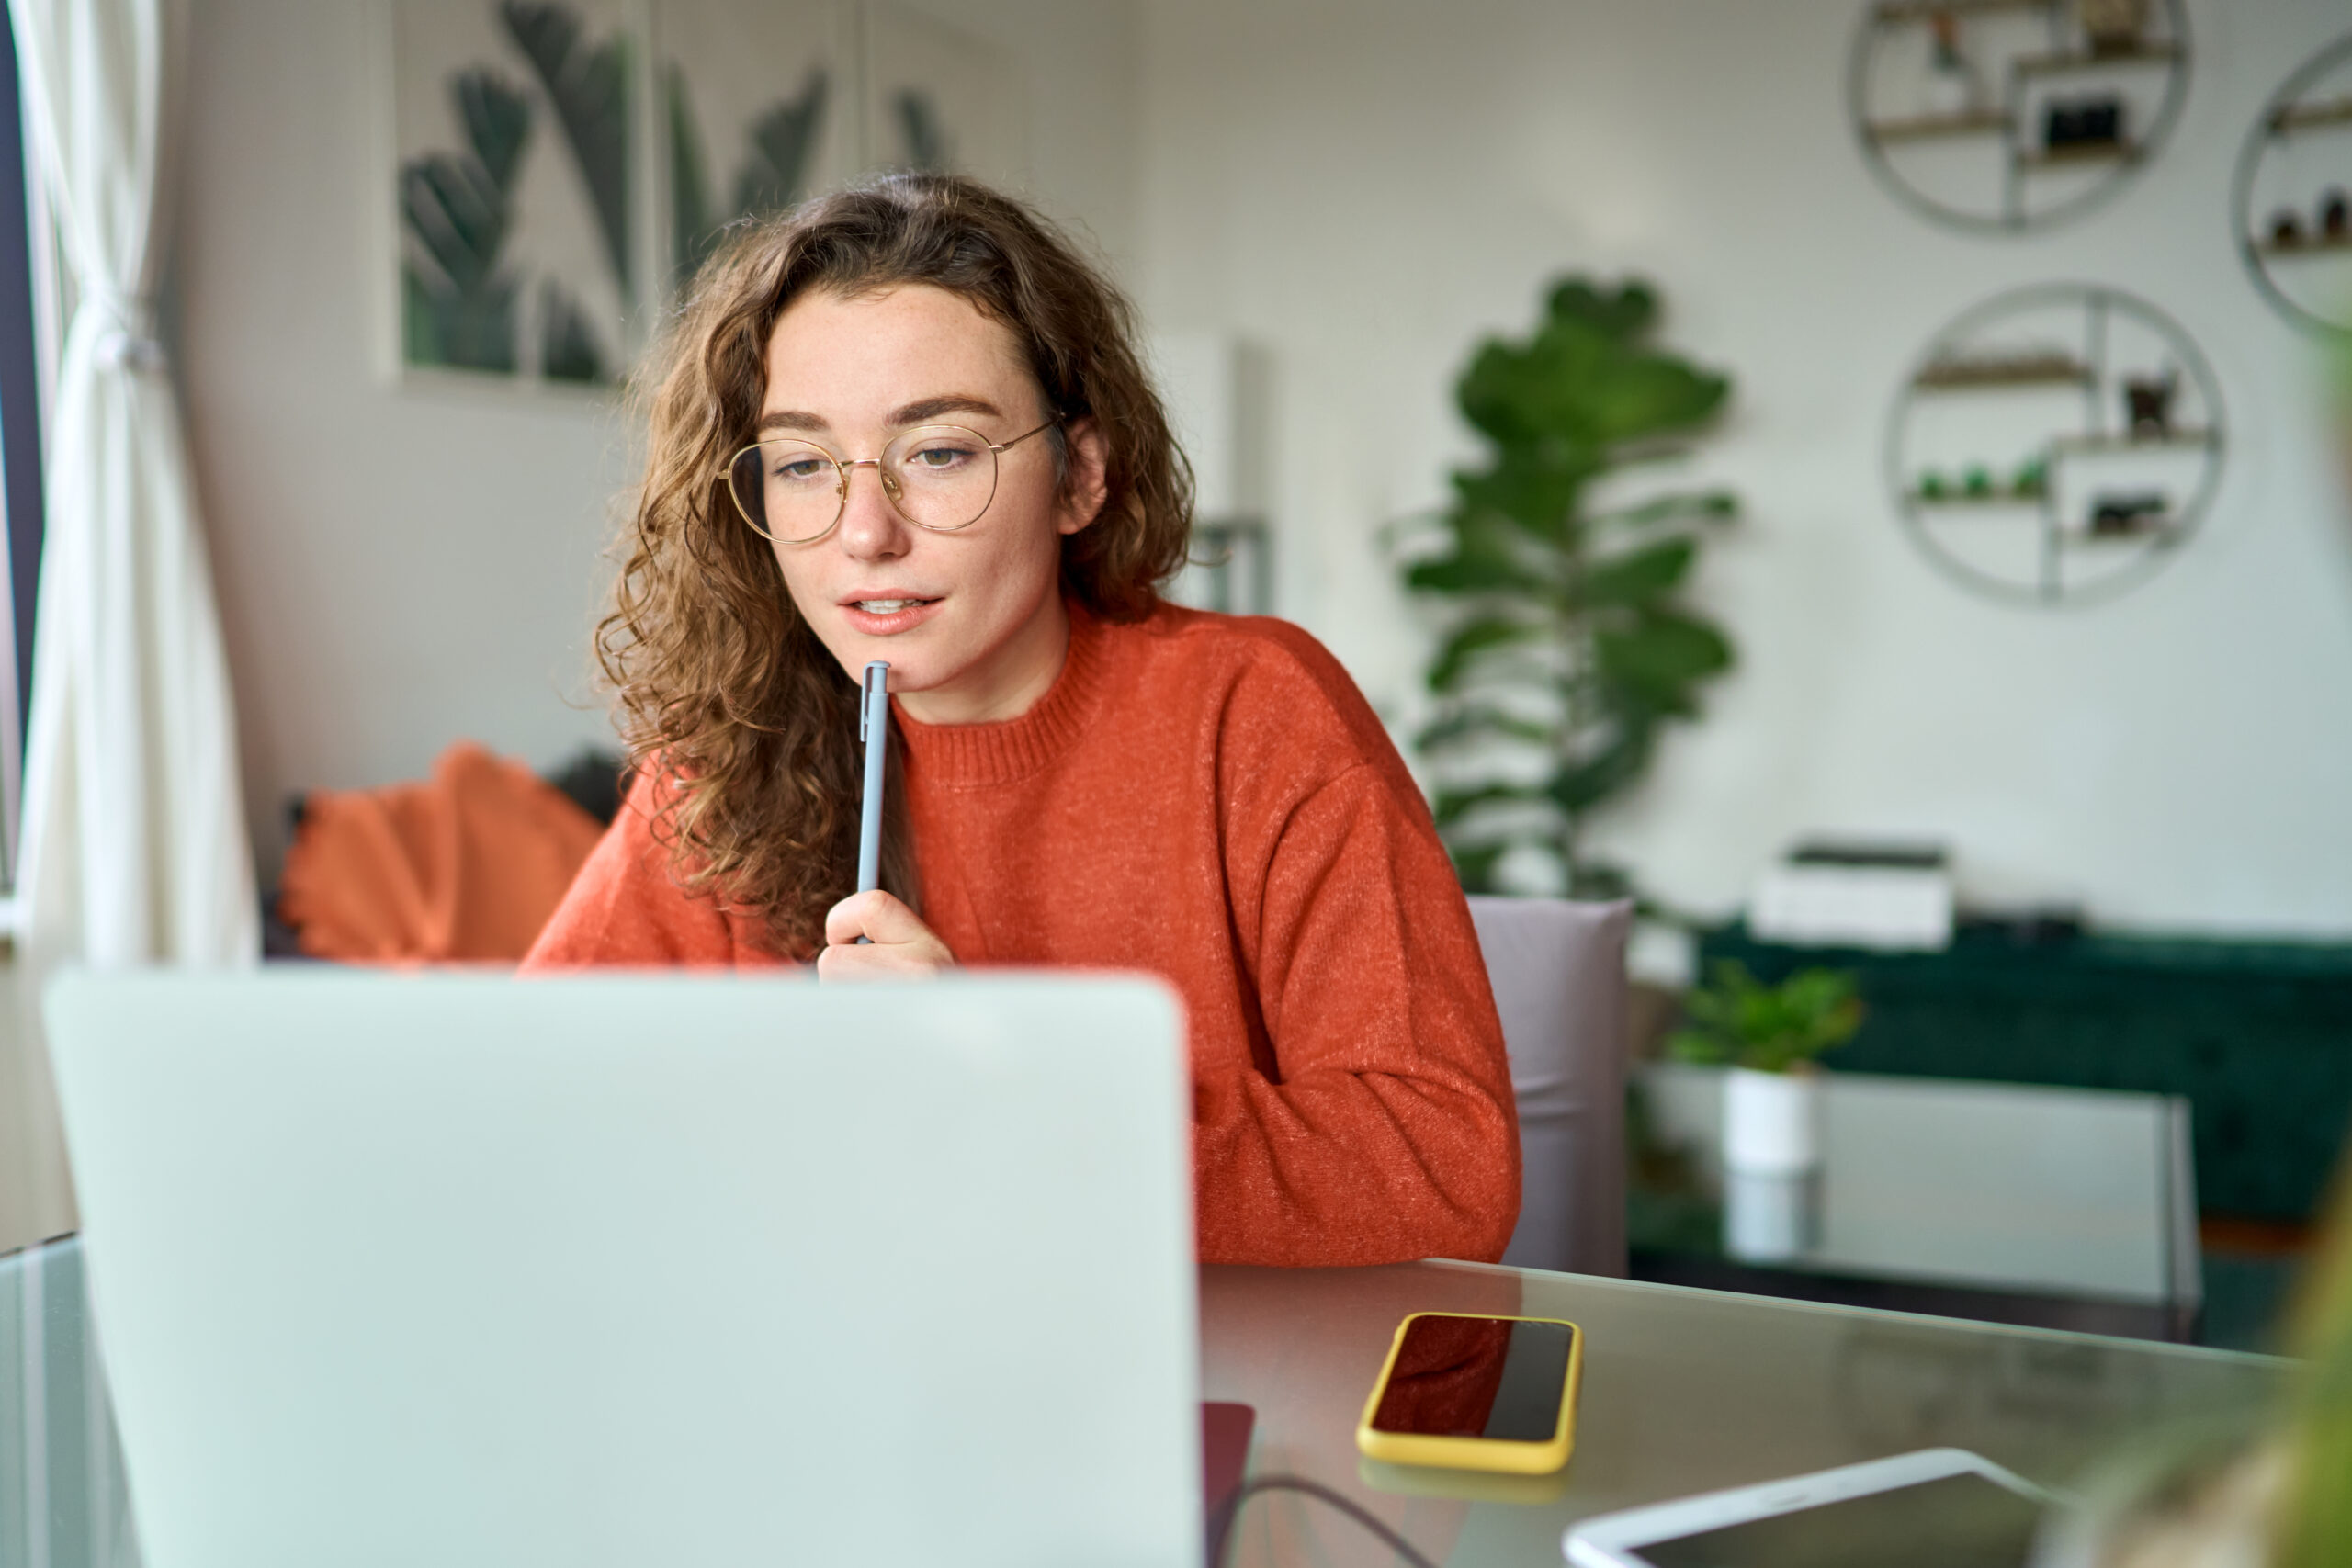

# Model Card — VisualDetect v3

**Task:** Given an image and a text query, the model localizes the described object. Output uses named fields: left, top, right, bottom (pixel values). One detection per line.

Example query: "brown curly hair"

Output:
left=598, top=174, right=1193, bottom=957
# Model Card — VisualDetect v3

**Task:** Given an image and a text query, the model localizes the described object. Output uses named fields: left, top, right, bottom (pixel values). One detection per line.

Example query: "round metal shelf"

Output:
left=2232, top=30, right=2352, bottom=342
left=1886, top=283, right=2224, bottom=608
left=1849, top=0, right=2190, bottom=235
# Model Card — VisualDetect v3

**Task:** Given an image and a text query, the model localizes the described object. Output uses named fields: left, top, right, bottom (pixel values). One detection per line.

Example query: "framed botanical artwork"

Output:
left=380, top=0, right=1028, bottom=395
left=386, top=0, right=640, bottom=389
left=657, top=0, right=857, bottom=290
left=859, top=1, right=1025, bottom=191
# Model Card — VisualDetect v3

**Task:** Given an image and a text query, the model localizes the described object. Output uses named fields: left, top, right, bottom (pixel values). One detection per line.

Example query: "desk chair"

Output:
left=1466, top=896, right=1633, bottom=1278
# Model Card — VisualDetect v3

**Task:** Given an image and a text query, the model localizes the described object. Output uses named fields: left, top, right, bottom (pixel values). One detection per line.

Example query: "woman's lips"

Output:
left=839, top=595, right=944, bottom=637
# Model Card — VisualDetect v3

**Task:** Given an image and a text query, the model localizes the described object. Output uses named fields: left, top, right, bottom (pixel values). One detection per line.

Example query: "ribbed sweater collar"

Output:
left=890, top=598, right=1112, bottom=787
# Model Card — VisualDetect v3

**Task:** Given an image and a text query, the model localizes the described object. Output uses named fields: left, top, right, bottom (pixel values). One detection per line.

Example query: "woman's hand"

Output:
left=816, top=890, right=956, bottom=981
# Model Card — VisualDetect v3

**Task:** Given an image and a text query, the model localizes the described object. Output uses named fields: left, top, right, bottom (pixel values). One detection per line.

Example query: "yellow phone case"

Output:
left=1354, top=1311, right=1583, bottom=1475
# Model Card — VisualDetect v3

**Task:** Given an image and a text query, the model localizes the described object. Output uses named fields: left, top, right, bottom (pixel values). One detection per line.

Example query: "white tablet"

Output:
left=1565, top=1448, right=2052, bottom=1568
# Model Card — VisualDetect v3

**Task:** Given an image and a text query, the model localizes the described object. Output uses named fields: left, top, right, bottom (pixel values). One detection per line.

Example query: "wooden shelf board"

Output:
left=2064, top=521, right=2180, bottom=547
left=2014, top=43, right=2182, bottom=77
left=1868, top=111, right=2014, bottom=144
left=2016, top=141, right=2143, bottom=170
left=2272, top=97, right=2352, bottom=135
left=1914, top=359, right=2094, bottom=390
left=2051, top=428, right=2220, bottom=454
left=1913, top=493, right=2048, bottom=509
left=1873, top=0, right=2052, bottom=21
left=2256, top=231, right=2352, bottom=260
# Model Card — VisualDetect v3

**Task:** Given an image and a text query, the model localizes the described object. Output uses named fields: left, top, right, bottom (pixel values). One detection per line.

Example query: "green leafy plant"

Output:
left=538, top=278, right=607, bottom=384
left=893, top=88, right=948, bottom=171
left=401, top=70, right=531, bottom=373
left=2278, top=1208, right=2352, bottom=1566
left=501, top=0, right=632, bottom=305
left=1404, top=277, right=1737, bottom=897
left=1667, top=962, right=1863, bottom=1075
left=669, top=66, right=831, bottom=287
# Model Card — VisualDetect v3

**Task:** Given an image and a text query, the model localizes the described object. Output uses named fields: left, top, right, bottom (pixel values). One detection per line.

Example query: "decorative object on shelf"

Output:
left=1849, top=0, right=2190, bottom=235
left=2088, top=491, right=2168, bottom=537
left=2233, top=30, right=2352, bottom=341
left=1922, top=11, right=1985, bottom=118
left=2075, top=0, right=2147, bottom=57
left=1887, top=282, right=2225, bottom=607
left=1398, top=277, right=1737, bottom=898
left=1750, top=840, right=1955, bottom=952
left=1668, top=962, right=1865, bottom=1264
left=2123, top=366, right=2177, bottom=436
left=2043, top=94, right=2124, bottom=152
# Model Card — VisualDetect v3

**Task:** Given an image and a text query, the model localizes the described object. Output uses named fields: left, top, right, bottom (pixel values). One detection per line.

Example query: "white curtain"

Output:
left=8, top=0, right=254, bottom=969
left=6, top=0, right=256, bottom=1221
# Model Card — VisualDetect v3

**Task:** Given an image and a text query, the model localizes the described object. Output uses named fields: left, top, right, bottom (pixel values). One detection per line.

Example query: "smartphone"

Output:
left=1565, top=1448, right=2052, bottom=1568
left=1354, top=1312, right=1583, bottom=1475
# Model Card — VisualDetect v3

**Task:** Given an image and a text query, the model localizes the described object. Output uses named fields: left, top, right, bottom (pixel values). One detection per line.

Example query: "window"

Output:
left=0, top=15, right=44, bottom=891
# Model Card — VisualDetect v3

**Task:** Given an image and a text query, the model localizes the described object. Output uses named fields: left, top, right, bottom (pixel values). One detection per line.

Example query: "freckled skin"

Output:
left=753, top=284, right=1108, bottom=977
left=759, top=284, right=1107, bottom=728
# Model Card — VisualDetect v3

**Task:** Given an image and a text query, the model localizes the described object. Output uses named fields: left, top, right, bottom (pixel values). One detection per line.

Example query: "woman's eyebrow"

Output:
left=752, top=395, right=1004, bottom=437
left=889, top=395, right=1003, bottom=425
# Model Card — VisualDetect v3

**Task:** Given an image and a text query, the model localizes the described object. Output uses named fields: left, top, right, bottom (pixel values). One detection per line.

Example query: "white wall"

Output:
left=1133, top=0, right=2352, bottom=936
left=176, top=0, right=1139, bottom=877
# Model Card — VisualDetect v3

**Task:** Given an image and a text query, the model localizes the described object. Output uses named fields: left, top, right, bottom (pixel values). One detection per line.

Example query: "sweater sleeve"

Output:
left=519, top=769, right=756, bottom=969
left=1195, top=758, right=1522, bottom=1268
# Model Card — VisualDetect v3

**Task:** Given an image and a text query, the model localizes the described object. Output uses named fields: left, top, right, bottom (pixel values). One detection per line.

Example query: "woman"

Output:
left=526, top=173, right=1520, bottom=1269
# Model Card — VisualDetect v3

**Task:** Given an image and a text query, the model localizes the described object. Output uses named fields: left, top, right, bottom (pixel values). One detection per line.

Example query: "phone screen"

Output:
left=1368, top=1315, right=1574, bottom=1441
left=1631, top=1472, right=2042, bottom=1568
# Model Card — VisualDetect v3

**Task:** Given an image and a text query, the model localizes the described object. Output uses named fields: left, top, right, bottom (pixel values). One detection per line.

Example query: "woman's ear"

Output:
left=1054, top=419, right=1111, bottom=537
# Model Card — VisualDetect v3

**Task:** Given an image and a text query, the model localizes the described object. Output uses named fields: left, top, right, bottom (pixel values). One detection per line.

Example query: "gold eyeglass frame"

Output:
left=720, top=418, right=1061, bottom=543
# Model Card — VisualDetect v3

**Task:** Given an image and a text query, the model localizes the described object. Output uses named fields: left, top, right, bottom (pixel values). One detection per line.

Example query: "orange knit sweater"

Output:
left=523, top=601, right=1521, bottom=1267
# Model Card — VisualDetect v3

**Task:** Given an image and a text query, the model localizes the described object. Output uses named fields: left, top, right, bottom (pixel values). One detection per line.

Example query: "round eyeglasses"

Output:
left=722, top=419, right=1059, bottom=543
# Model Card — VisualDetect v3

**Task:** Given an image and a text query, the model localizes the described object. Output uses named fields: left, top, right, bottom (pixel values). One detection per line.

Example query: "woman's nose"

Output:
left=833, top=461, right=908, bottom=560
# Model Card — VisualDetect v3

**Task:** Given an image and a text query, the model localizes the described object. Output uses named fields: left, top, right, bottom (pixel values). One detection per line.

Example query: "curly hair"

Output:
left=598, top=174, right=1193, bottom=957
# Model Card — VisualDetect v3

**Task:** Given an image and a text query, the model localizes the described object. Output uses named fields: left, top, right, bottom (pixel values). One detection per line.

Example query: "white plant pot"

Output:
left=1722, top=1066, right=1823, bottom=1263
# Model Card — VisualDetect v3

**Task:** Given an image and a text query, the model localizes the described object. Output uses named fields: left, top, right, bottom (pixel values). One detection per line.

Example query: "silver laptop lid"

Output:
left=47, top=971, right=1199, bottom=1568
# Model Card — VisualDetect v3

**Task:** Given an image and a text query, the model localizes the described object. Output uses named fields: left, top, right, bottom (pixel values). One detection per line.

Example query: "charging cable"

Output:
left=1209, top=1473, right=1442, bottom=1568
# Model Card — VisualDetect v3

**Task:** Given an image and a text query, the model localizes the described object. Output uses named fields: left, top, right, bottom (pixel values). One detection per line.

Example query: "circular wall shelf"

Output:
left=1849, top=0, right=2190, bottom=235
left=2233, top=31, right=2352, bottom=341
left=1886, top=283, right=2224, bottom=607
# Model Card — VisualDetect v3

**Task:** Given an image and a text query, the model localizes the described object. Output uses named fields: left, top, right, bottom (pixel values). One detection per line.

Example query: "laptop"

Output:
left=46, top=970, right=1202, bottom=1568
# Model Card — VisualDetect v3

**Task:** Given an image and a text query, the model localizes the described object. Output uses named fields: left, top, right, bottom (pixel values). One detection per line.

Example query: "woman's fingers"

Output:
left=823, top=889, right=926, bottom=947
left=818, top=890, right=954, bottom=981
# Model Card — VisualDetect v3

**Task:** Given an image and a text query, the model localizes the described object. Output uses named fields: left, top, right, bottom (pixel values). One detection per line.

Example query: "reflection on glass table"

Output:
left=0, top=1235, right=2287, bottom=1568
left=1630, top=1065, right=2205, bottom=1344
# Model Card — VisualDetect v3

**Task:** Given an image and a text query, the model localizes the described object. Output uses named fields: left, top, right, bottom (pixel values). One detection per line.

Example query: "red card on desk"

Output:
left=1202, top=1401, right=1255, bottom=1525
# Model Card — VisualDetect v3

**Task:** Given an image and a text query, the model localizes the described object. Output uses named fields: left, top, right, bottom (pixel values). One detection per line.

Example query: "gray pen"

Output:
left=854, top=660, right=889, bottom=942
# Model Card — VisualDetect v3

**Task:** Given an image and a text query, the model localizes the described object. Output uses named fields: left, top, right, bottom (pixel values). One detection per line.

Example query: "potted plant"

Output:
left=1398, top=277, right=1738, bottom=899
left=1667, top=962, right=1864, bottom=1262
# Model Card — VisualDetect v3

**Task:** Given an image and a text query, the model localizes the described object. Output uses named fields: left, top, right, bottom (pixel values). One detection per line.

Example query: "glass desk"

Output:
left=1202, top=1261, right=2283, bottom=1566
left=0, top=1237, right=2288, bottom=1567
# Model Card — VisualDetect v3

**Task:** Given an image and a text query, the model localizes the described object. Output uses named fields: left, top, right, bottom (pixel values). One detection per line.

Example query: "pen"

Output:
left=854, top=660, right=889, bottom=943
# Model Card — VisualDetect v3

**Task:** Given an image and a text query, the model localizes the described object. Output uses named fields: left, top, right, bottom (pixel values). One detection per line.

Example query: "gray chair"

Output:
left=1466, top=896, right=1632, bottom=1278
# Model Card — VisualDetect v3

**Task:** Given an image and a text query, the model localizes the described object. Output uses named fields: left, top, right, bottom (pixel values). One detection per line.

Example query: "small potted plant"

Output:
left=1668, top=962, right=1864, bottom=1262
